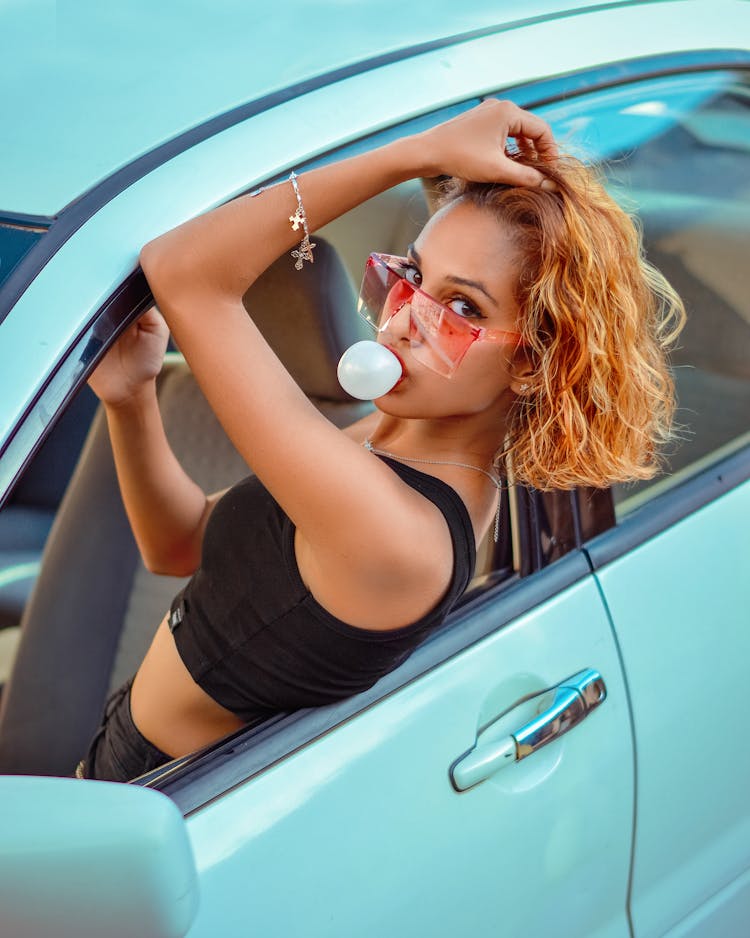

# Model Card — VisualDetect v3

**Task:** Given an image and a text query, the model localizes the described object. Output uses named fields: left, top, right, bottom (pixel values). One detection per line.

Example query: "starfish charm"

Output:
left=292, top=236, right=316, bottom=269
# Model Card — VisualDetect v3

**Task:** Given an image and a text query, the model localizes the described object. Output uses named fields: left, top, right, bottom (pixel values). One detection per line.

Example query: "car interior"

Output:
left=0, top=75, right=749, bottom=781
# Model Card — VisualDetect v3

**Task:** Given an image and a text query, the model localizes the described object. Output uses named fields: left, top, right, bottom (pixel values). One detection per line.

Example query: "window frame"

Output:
left=586, top=442, right=750, bottom=569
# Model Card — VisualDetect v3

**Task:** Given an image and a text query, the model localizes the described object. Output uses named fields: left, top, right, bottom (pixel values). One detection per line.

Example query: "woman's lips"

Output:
left=386, top=345, right=408, bottom=383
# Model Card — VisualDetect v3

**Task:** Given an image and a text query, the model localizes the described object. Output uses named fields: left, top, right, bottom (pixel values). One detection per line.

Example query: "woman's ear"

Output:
left=509, top=348, right=535, bottom=396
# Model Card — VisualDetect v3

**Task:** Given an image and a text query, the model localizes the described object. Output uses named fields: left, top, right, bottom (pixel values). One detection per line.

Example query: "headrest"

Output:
left=241, top=238, right=370, bottom=400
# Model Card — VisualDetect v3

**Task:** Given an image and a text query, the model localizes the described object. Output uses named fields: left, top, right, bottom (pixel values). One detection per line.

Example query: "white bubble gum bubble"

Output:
left=337, top=341, right=402, bottom=400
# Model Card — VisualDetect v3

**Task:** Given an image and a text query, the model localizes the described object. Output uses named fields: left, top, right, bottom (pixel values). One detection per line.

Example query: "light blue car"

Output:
left=0, top=2, right=748, bottom=936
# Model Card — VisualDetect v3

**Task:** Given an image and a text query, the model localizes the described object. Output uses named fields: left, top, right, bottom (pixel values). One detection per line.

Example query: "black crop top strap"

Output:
left=168, top=455, right=476, bottom=723
left=360, top=454, right=476, bottom=606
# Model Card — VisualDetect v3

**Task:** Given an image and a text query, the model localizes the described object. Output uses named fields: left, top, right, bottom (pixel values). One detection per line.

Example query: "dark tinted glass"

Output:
left=0, top=219, right=45, bottom=293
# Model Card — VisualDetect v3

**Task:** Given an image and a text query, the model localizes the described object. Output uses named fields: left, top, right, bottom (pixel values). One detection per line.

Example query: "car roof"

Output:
left=1, top=0, right=637, bottom=217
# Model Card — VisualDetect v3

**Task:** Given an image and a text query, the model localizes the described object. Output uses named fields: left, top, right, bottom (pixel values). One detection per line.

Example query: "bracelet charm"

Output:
left=288, top=171, right=315, bottom=269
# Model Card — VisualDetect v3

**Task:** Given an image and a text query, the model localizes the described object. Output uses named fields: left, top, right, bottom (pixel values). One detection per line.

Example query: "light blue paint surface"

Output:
left=0, top=775, right=198, bottom=938
left=596, top=479, right=750, bottom=937
left=0, top=0, right=634, bottom=214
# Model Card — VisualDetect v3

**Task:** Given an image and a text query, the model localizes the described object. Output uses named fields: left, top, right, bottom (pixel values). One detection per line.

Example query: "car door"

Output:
left=179, top=559, right=633, bottom=938
left=541, top=71, right=750, bottom=936
left=596, top=475, right=750, bottom=938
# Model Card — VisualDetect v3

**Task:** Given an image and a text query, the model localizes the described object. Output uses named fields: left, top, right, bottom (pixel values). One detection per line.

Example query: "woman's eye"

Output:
left=402, top=264, right=422, bottom=286
left=448, top=297, right=482, bottom=319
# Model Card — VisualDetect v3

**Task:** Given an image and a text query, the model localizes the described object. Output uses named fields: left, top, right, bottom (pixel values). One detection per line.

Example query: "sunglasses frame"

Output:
left=360, top=253, right=524, bottom=374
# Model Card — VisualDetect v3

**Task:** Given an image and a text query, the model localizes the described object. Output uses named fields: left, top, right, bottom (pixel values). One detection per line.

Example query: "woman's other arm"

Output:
left=88, top=308, right=223, bottom=576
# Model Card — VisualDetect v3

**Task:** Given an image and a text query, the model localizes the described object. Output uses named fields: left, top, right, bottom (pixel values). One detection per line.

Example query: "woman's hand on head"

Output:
left=414, top=99, right=558, bottom=188
left=88, top=306, right=169, bottom=407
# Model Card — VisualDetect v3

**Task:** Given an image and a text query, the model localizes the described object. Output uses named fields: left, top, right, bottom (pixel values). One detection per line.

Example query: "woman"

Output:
left=79, top=100, right=684, bottom=781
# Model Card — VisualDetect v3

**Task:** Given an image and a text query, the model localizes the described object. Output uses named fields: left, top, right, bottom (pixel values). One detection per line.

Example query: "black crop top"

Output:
left=168, top=456, right=476, bottom=723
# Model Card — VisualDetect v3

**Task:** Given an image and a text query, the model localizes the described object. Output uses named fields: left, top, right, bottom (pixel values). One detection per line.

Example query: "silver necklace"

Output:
left=363, top=438, right=503, bottom=543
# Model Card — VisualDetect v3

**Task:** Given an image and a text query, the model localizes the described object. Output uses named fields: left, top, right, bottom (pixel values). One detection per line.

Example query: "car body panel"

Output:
left=595, top=480, right=750, bottom=936
left=0, top=0, right=650, bottom=216
left=185, top=576, right=633, bottom=938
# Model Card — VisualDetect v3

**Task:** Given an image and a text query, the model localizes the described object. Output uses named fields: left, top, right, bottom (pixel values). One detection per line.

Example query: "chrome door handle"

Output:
left=451, top=669, right=606, bottom=792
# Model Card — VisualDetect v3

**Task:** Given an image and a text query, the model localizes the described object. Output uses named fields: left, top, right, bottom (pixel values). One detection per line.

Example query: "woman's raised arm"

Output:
left=140, top=100, right=555, bottom=301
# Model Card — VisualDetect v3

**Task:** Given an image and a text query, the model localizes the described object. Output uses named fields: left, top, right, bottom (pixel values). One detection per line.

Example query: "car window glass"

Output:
left=0, top=388, right=98, bottom=686
left=0, top=218, right=47, bottom=297
left=537, top=70, right=750, bottom=518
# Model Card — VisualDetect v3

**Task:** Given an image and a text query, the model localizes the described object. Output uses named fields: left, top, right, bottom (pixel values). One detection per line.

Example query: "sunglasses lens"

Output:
left=358, top=256, right=403, bottom=331
left=357, top=254, right=479, bottom=377
left=408, top=294, right=477, bottom=376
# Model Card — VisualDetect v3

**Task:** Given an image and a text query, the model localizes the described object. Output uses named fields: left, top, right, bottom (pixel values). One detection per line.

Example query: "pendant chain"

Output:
left=363, top=439, right=503, bottom=542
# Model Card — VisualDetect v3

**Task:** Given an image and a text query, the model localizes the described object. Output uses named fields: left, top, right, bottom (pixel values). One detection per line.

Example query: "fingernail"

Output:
left=540, top=178, right=559, bottom=192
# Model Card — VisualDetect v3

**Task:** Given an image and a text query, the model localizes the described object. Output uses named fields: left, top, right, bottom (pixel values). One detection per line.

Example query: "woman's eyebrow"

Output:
left=447, top=274, right=497, bottom=305
left=408, top=243, right=498, bottom=305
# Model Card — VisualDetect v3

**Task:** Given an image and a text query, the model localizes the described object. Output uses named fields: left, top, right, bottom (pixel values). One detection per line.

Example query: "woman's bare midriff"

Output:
left=130, top=614, right=246, bottom=759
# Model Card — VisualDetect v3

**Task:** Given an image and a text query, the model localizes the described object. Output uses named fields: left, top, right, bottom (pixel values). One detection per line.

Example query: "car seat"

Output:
left=0, top=238, right=373, bottom=777
left=0, top=389, right=98, bottom=631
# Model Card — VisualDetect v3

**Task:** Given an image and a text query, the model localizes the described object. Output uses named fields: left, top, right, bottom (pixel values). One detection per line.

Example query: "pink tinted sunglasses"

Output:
left=358, top=253, right=523, bottom=377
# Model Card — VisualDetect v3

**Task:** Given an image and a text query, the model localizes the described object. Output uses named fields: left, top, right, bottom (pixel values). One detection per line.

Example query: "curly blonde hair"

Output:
left=440, top=158, right=686, bottom=491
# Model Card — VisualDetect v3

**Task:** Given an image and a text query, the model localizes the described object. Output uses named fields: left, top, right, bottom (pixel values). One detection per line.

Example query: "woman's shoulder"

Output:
left=294, top=454, right=476, bottom=632
left=374, top=456, right=476, bottom=558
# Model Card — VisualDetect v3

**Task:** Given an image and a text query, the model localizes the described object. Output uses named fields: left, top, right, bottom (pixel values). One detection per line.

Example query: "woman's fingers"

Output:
left=504, top=106, right=558, bottom=161
left=420, top=99, right=557, bottom=187
left=88, top=305, right=169, bottom=405
left=138, top=305, right=169, bottom=335
left=496, top=154, right=548, bottom=188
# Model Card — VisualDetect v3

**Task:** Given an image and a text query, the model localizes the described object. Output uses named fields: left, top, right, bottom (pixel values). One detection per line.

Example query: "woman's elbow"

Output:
left=141, top=546, right=199, bottom=579
left=139, top=237, right=209, bottom=312
left=139, top=240, right=171, bottom=289
left=139, top=240, right=187, bottom=317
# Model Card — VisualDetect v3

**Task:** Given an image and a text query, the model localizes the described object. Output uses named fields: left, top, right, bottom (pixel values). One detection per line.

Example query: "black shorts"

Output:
left=76, top=678, right=171, bottom=783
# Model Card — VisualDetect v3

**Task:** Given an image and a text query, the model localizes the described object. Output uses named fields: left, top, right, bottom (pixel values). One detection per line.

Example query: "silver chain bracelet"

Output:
left=287, top=171, right=316, bottom=270
left=248, top=172, right=316, bottom=271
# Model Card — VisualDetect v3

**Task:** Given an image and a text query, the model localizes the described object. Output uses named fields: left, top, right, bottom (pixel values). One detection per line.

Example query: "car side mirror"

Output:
left=0, top=776, right=198, bottom=938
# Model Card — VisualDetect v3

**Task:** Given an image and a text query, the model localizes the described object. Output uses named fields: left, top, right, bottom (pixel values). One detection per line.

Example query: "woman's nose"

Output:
left=380, top=300, right=412, bottom=340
